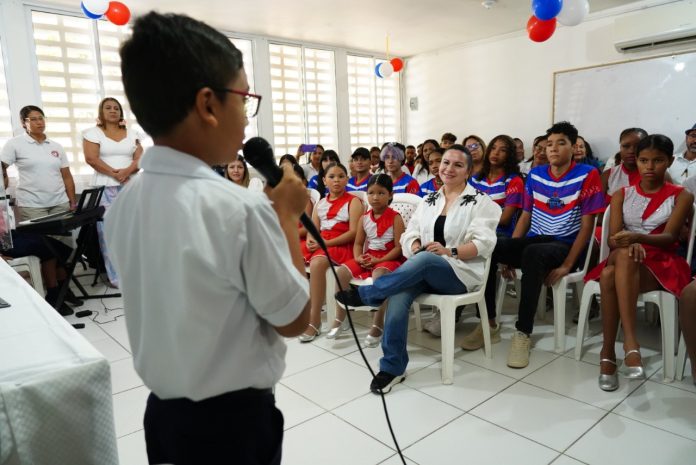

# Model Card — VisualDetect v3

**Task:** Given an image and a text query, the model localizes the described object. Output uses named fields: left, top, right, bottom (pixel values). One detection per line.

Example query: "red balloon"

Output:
left=106, top=1, right=130, bottom=26
left=390, top=57, right=404, bottom=73
left=527, top=15, right=556, bottom=43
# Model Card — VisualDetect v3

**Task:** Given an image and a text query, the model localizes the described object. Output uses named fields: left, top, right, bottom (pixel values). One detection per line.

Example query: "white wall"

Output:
left=402, top=0, right=696, bottom=159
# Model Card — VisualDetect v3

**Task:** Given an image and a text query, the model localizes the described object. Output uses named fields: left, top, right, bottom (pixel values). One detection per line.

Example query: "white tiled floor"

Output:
left=68, top=282, right=696, bottom=465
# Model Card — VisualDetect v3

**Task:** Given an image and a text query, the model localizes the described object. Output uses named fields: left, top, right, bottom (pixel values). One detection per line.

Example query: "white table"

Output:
left=0, top=260, right=118, bottom=465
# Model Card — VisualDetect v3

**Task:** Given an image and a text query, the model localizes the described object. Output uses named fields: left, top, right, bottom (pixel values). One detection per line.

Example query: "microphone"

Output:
left=243, top=137, right=323, bottom=243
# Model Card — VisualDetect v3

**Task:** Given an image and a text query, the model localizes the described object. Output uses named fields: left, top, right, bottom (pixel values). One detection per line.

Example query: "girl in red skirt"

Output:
left=300, top=163, right=364, bottom=342
left=586, top=134, right=694, bottom=391
left=327, top=174, right=406, bottom=347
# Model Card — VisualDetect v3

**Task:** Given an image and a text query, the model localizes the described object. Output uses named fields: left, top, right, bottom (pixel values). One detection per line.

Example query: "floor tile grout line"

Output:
left=377, top=410, right=469, bottom=458
left=466, top=411, right=566, bottom=454
left=587, top=376, right=696, bottom=443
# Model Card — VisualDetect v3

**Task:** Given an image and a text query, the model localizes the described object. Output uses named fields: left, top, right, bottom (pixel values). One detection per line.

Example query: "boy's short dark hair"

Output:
left=441, top=132, right=457, bottom=143
left=351, top=147, right=370, bottom=160
left=546, top=121, right=578, bottom=145
left=120, top=12, right=244, bottom=137
left=406, top=145, right=415, bottom=150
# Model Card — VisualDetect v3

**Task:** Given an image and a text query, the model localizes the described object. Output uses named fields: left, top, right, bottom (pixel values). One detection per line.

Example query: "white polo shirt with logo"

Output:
left=668, top=152, right=696, bottom=186
left=104, top=146, right=309, bottom=401
left=0, top=133, right=70, bottom=207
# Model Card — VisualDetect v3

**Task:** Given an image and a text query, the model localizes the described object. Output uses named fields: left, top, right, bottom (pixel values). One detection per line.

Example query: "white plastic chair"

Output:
left=9, top=255, right=44, bottom=294
left=325, top=193, right=423, bottom=327
left=307, top=188, right=320, bottom=206
left=495, top=216, right=598, bottom=353
left=412, top=256, right=494, bottom=384
left=576, top=203, right=696, bottom=383
left=676, top=336, right=688, bottom=381
left=575, top=206, right=612, bottom=359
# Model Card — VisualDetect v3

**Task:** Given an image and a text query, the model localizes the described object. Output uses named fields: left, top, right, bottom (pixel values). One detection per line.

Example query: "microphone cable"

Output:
left=309, top=218, right=407, bottom=465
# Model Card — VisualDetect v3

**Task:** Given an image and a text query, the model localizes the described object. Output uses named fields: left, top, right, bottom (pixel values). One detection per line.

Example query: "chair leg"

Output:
left=439, top=302, right=456, bottom=385
left=553, top=280, right=567, bottom=353
left=658, top=295, right=677, bottom=382
left=536, top=286, right=547, bottom=321
left=28, top=256, right=44, bottom=294
left=495, top=274, right=507, bottom=323
left=676, top=335, right=687, bottom=381
left=479, top=300, right=492, bottom=359
left=325, top=268, right=337, bottom=329
left=575, top=284, right=597, bottom=360
left=413, top=302, right=423, bottom=332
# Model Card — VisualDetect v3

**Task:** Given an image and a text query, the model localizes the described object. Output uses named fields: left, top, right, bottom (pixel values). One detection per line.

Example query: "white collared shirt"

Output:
left=0, top=133, right=69, bottom=207
left=668, top=152, right=696, bottom=185
left=104, top=146, right=309, bottom=401
left=401, top=183, right=502, bottom=291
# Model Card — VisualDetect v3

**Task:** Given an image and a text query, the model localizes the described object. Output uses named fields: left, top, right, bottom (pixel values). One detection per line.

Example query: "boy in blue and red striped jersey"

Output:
left=346, top=147, right=372, bottom=193
left=480, top=122, right=604, bottom=369
left=418, top=149, right=443, bottom=196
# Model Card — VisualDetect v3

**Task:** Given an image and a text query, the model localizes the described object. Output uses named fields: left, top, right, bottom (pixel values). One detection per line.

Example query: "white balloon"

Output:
left=380, top=62, right=394, bottom=78
left=557, top=0, right=589, bottom=27
left=83, top=0, right=109, bottom=16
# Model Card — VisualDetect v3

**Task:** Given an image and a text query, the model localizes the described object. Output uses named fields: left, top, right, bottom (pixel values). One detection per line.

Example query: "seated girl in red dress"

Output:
left=300, top=163, right=364, bottom=342
left=585, top=134, right=694, bottom=392
left=327, top=174, right=406, bottom=347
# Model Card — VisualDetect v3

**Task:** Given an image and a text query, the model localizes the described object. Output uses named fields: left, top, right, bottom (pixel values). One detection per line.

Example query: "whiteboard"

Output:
left=553, top=51, right=696, bottom=163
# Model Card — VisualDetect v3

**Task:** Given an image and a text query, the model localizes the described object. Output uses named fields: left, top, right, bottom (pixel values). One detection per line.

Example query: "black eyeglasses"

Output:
left=213, top=88, right=262, bottom=118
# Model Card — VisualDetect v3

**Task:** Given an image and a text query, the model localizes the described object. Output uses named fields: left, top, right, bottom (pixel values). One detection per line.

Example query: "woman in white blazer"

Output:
left=336, top=144, right=501, bottom=393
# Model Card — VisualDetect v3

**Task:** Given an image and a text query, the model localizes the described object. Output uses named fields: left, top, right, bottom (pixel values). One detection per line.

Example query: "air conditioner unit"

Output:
left=614, top=1, right=696, bottom=53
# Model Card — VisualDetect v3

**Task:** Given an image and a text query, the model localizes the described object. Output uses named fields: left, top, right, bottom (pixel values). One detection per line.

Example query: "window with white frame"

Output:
left=32, top=11, right=102, bottom=175
left=0, top=38, right=13, bottom=149
left=347, top=55, right=401, bottom=152
left=269, top=43, right=337, bottom=158
left=230, top=37, right=257, bottom=141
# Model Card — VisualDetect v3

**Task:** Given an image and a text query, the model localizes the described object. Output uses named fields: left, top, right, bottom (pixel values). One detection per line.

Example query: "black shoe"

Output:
left=57, top=302, right=74, bottom=316
left=370, top=371, right=405, bottom=394
left=335, top=289, right=365, bottom=308
left=64, top=289, right=84, bottom=307
left=58, top=280, right=84, bottom=306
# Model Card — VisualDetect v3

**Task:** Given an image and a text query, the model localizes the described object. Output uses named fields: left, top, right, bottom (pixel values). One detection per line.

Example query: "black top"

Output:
left=434, top=215, right=446, bottom=246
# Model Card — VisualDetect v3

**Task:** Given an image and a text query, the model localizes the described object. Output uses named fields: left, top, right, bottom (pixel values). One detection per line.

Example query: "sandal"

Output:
left=598, top=358, right=619, bottom=391
left=364, top=325, right=383, bottom=348
left=327, top=318, right=349, bottom=339
left=298, top=323, right=321, bottom=343
left=622, top=349, right=645, bottom=379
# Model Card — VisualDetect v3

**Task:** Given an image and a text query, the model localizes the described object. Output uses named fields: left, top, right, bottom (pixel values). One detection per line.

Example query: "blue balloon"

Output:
left=532, top=0, right=563, bottom=21
left=81, top=2, right=102, bottom=19
left=375, top=63, right=384, bottom=78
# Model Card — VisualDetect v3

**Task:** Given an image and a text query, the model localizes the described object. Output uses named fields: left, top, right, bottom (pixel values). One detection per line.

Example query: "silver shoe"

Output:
left=298, top=323, right=321, bottom=343
left=598, top=359, right=619, bottom=391
left=364, top=325, right=383, bottom=348
left=326, top=318, right=349, bottom=339
left=622, top=349, right=646, bottom=379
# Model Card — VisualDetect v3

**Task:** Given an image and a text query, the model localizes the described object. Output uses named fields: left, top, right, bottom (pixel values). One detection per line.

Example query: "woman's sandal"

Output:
left=364, top=325, right=383, bottom=348
left=598, top=358, right=619, bottom=392
left=327, top=318, right=349, bottom=339
left=298, top=323, right=321, bottom=343
left=622, top=349, right=645, bottom=379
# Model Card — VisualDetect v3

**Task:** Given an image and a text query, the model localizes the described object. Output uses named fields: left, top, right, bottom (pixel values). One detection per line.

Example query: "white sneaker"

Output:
left=507, top=331, right=531, bottom=368
left=424, top=311, right=441, bottom=337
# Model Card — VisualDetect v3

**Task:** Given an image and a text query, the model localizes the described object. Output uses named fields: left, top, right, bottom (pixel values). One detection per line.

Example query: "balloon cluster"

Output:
left=81, top=0, right=131, bottom=25
left=527, top=0, right=589, bottom=43
left=375, top=58, right=404, bottom=79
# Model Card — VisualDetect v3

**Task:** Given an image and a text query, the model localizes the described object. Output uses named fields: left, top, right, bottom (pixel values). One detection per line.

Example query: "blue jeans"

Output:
left=358, top=252, right=467, bottom=376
